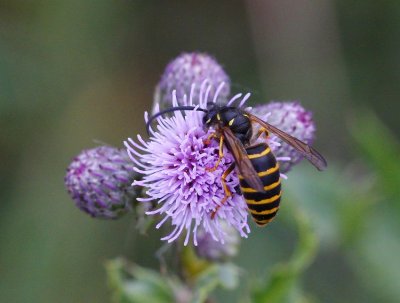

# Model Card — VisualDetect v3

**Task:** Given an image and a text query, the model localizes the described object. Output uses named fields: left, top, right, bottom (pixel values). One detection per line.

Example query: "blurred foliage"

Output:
left=250, top=207, right=317, bottom=303
left=106, top=258, right=240, bottom=303
left=350, top=109, right=400, bottom=202
left=347, top=111, right=400, bottom=302
left=1, top=1, right=400, bottom=303
left=107, top=259, right=177, bottom=303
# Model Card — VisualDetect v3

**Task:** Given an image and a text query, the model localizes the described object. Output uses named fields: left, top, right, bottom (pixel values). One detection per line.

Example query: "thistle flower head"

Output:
left=65, top=146, right=138, bottom=219
left=125, top=83, right=250, bottom=245
left=251, top=101, right=316, bottom=173
left=155, top=52, right=230, bottom=112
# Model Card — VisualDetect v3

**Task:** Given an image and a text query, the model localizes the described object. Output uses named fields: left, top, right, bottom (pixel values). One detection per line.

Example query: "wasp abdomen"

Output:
left=238, top=143, right=281, bottom=226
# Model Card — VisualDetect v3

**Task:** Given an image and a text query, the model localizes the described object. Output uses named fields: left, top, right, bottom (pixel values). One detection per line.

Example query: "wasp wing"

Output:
left=221, top=127, right=265, bottom=192
left=249, top=114, right=327, bottom=171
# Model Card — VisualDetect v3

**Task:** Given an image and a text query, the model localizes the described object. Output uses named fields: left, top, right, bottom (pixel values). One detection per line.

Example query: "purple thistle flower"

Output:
left=154, top=52, right=230, bottom=112
left=195, top=223, right=240, bottom=261
left=251, top=101, right=316, bottom=173
left=65, top=146, right=138, bottom=219
left=125, top=85, right=249, bottom=245
left=124, top=83, right=291, bottom=245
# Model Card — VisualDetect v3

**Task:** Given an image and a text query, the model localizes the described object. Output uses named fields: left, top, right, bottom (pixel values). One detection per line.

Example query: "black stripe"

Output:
left=251, top=211, right=279, bottom=222
left=246, top=143, right=277, bottom=173
left=246, top=143, right=268, bottom=155
left=249, top=151, right=276, bottom=172
left=239, top=169, right=280, bottom=189
left=247, top=198, right=281, bottom=212
left=242, top=184, right=281, bottom=201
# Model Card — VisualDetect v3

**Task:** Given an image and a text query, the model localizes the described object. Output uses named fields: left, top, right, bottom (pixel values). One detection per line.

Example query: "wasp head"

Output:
left=203, top=102, right=221, bottom=126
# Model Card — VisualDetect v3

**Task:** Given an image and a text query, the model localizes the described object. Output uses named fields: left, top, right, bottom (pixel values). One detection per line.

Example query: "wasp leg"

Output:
left=255, top=127, right=269, bottom=140
left=203, top=132, right=218, bottom=146
left=206, top=134, right=224, bottom=172
left=211, top=162, right=236, bottom=219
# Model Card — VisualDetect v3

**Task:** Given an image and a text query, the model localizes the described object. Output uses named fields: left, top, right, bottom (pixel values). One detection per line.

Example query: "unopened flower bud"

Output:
left=252, top=101, right=316, bottom=173
left=65, top=146, right=138, bottom=219
left=155, top=52, right=230, bottom=111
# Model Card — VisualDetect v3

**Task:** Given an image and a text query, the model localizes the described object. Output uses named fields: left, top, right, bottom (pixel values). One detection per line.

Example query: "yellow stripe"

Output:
left=217, top=113, right=221, bottom=121
left=249, top=206, right=279, bottom=215
left=246, top=191, right=282, bottom=205
left=239, top=163, right=279, bottom=180
left=228, top=118, right=235, bottom=126
left=255, top=218, right=274, bottom=225
left=247, top=147, right=270, bottom=159
left=241, top=179, right=281, bottom=193
left=258, top=163, right=279, bottom=177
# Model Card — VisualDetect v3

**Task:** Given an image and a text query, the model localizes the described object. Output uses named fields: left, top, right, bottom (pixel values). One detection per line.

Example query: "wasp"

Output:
left=147, top=102, right=327, bottom=226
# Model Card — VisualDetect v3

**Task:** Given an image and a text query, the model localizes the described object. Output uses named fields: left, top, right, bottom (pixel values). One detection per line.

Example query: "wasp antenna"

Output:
left=145, top=106, right=207, bottom=135
left=213, top=82, right=225, bottom=104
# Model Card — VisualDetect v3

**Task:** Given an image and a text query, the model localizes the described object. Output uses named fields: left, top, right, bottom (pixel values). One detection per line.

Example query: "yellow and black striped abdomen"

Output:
left=239, top=143, right=281, bottom=226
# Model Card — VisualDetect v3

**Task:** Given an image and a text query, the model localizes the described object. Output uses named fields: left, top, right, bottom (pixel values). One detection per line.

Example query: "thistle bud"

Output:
left=65, top=146, right=138, bottom=219
left=252, top=101, right=316, bottom=173
left=155, top=52, right=230, bottom=111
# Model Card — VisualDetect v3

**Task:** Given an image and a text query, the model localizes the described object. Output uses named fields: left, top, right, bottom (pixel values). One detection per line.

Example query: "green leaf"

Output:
left=285, top=163, right=378, bottom=248
left=350, top=208, right=400, bottom=302
left=106, top=258, right=175, bottom=303
left=250, top=206, right=318, bottom=303
left=191, top=263, right=240, bottom=303
left=349, top=109, right=400, bottom=203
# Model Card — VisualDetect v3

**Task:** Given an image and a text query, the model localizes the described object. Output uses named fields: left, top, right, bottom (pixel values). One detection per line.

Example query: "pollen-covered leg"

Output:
left=211, top=163, right=235, bottom=219
left=206, top=134, right=224, bottom=172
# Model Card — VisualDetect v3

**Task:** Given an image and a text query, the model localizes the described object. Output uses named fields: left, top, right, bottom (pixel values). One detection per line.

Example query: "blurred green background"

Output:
left=1, top=1, right=399, bottom=302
